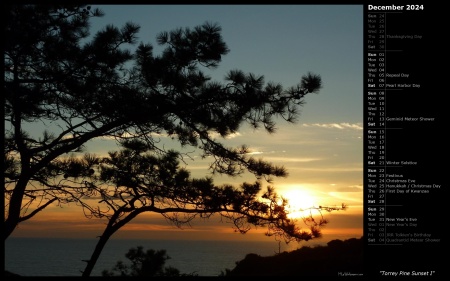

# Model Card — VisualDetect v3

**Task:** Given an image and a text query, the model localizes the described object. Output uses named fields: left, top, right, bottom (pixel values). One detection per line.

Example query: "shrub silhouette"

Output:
left=102, top=246, right=197, bottom=277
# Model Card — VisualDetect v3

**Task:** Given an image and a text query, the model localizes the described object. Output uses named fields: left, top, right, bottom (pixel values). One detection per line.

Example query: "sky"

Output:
left=11, top=4, right=364, bottom=248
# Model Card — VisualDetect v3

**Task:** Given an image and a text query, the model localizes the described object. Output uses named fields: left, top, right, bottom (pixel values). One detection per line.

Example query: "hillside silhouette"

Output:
left=222, top=236, right=364, bottom=276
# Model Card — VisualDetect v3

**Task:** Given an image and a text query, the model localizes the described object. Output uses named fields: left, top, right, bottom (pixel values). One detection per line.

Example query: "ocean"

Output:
left=4, top=237, right=304, bottom=276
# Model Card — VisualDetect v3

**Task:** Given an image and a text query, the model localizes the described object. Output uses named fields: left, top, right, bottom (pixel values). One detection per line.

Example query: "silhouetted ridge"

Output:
left=223, top=237, right=363, bottom=276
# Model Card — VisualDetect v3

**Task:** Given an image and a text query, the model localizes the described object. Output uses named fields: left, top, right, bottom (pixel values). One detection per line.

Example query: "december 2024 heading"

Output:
left=367, top=4, right=424, bottom=11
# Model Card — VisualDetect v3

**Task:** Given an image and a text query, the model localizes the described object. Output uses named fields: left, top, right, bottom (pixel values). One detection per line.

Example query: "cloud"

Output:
left=208, top=131, right=241, bottom=139
left=99, top=131, right=165, bottom=141
left=95, top=130, right=242, bottom=143
left=287, top=166, right=363, bottom=172
left=246, top=151, right=264, bottom=155
left=264, top=156, right=322, bottom=162
left=302, top=122, right=363, bottom=130
left=336, top=185, right=363, bottom=192
left=327, top=192, right=363, bottom=203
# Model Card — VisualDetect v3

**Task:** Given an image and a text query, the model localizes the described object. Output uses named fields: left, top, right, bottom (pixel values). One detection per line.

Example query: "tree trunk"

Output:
left=4, top=177, right=29, bottom=240
left=81, top=228, right=115, bottom=277
left=81, top=209, right=142, bottom=276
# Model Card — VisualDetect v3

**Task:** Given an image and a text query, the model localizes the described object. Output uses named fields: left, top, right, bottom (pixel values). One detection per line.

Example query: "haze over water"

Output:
left=5, top=237, right=312, bottom=276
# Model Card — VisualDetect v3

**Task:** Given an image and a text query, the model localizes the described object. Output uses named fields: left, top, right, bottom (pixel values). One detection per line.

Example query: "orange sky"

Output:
left=9, top=119, right=364, bottom=248
left=10, top=186, right=363, bottom=250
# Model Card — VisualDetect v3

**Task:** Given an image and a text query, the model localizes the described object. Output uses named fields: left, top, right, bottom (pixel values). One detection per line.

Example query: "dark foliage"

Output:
left=4, top=3, right=323, bottom=241
left=102, top=246, right=197, bottom=277
left=222, top=237, right=364, bottom=276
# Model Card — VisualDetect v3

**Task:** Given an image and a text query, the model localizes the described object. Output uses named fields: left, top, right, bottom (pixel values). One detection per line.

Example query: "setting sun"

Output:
left=281, top=188, right=317, bottom=218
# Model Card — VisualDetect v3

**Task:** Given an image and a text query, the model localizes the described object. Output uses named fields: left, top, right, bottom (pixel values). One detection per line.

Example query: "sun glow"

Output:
left=281, top=189, right=318, bottom=218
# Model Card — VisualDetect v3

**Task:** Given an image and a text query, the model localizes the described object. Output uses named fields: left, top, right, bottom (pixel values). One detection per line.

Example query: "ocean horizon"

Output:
left=5, top=237, right=313, bottom=276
